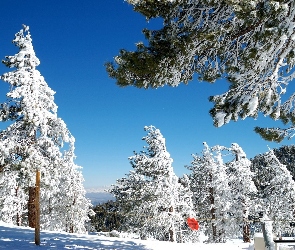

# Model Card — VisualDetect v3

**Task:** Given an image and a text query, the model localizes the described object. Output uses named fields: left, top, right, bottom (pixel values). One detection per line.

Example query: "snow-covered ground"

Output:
left=0, top=221, right=254, bottom=250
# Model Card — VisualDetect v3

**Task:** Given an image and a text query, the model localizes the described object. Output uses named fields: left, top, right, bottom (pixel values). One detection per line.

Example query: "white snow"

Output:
left=0, top=221, right=254, bottom=250
left=215, top=111, right=227, bottom=127
left=247, top=96, right=258, bottom=116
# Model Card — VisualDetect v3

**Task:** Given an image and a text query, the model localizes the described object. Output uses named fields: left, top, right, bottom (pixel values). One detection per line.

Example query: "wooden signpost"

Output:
left=35, top=170, right=40, bottom=245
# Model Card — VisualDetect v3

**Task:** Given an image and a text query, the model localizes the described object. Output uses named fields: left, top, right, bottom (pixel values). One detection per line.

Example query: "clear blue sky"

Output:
left=0, top=0, right=294, bottom=189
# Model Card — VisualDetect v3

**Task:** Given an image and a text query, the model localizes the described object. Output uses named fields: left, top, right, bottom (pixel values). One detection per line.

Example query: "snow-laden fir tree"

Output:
left=177, top=174, right=199, bottom=243
left=107, top=1, right=295, bottom=141
left=187, top=142, right=231, bottom=243
left=226, top=143, right=257, bottom=243
left=110, top=126, right=198, bottom=242
left=0, top=25, right=91, bottom=233
left=272, top=145, right=295, bottom=180
left=251, top=150, right=295, bottom=234
left=40, top=138, right=92, bottom=233
left=0, top=166, right=26, bottom=225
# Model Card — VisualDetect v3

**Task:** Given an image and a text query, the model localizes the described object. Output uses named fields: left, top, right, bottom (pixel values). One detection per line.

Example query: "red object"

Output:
left=187, top=217, right=199, bottom=231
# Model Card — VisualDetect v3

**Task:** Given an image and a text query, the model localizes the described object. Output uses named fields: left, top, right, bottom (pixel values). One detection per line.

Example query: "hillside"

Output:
left=85, top=191, right=114, bottom=206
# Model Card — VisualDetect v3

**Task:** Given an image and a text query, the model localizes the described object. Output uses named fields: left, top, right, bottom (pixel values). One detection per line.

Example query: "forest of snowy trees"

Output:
left=101, top=1, right=295, bottom=243
left=89, top=126, right=295, bottom=244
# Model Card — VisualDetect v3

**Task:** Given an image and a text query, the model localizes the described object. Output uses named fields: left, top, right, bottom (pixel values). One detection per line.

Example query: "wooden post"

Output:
left=35, top=170, right=41, bottom=245
left=28, top=187, right=36, bottom=228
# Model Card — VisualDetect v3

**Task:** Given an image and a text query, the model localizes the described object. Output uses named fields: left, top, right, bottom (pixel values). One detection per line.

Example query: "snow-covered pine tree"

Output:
left=41, top=137, right=92, bottom=233
left=110, top=126, right=197, bottom=242
left=178, top=174, right=199, bottom=243
left=226, top=143, right=257, bottom=242
left=272, top=145, right=295, bottom=180
left=0, top=166, right=26, bottom=225
left=0, top=25, right=91, bottom=232
left=187, top=142, right=231, bottom=243
left=107, top=1, right=295, bottom=141
left=251, top=150, right=295, bottom=234
left=60, top=139, right=93, bottom=234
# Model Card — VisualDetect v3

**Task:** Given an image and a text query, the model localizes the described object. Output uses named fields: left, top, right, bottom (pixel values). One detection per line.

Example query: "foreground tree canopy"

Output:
left=106, top=0, right=295, bottom=141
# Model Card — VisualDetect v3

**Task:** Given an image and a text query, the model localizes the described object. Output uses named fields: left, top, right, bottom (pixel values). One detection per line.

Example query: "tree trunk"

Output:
left=209, top=173, right=217, bottom=242
left=28, top=186, right=36, bottom=228
left=243, top=209, right=250, bottom=242
left=168, top=206, right=175, bottom=242
left=15, top=186, right=21, bottom=226
left=243, top=222, right=250, bottom=243
left=242, top=199, right=251, bottom=242
left=68, top=197, right=76, bottom=233
left=209, top=188, right=217, bottom=241
left=35, top=170, right=41, bottom=246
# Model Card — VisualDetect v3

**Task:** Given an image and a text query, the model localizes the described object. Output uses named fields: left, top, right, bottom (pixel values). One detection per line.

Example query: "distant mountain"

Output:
left=85, top=187, right=115, bottom=206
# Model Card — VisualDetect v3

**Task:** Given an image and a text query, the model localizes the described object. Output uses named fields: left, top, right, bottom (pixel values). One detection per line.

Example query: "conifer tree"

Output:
left=187, top=142, right=231, bottom=243
left=110, top=126, right=197, bottom=242
left=251, top=150, right=295, bottom=233
left=188, top=142, right=257, bottom=242
left=226, top=143, right=257, bottom=242
left=273, top=145, right=295, bottom=180
left=107, top=1, right=295, bottom=141
left=0, top=25, right=91, bottom=232
left=0, top=167, right=26, bottom=225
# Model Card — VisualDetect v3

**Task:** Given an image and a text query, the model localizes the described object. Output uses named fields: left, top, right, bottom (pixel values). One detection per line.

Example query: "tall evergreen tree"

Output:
left=0, top=25, right=91, bottom=233
left=273, top=145, right=295, bottom=180
left=110, top=126, right=197, bottom=242
left=187, top=142, right=231, bottom=243
left=188, top=142, right=257, bottom=242
left=0, top=166, right=26, bottom=225
left=226, top=143, right=257, bottom=242
left=251, top=150, right=295, bottom=233
left=107, top=1, right=295, bottom=141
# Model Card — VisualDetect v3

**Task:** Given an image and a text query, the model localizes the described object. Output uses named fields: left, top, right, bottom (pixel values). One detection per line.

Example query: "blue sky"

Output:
left=0, top=0, right=294, bottom=188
